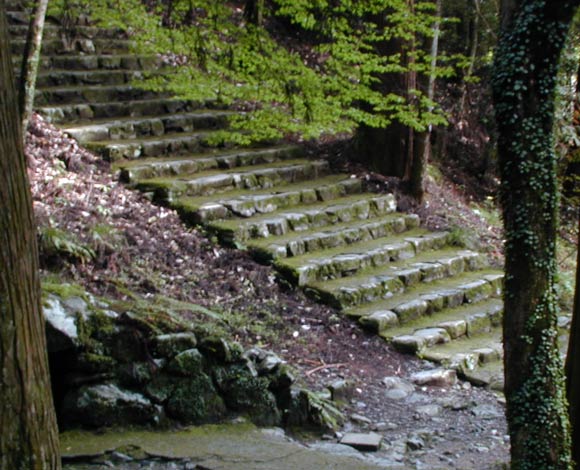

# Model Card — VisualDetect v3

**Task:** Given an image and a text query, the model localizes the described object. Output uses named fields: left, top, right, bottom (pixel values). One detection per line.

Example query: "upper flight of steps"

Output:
left=8, top=3, right=508, bottom=387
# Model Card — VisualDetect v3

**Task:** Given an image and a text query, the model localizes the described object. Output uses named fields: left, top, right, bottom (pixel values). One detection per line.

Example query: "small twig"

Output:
left=306, top=362, right=347, bottom=377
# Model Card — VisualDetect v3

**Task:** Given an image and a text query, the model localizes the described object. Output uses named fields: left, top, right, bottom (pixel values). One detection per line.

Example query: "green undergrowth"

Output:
left=46, top=0, right=460, bottom=145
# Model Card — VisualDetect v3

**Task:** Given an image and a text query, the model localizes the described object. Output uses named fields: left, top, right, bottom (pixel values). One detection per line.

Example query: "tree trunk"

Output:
left=244, top=0, right=264, bottom=26
left=492, top=2, right=579, bottom=468
left=0, top=3, right=61, bottom=469
left=566, top=212, right=580, bottom=466
left=409, top=0, right=441, bottom=203
left=19, top=0, right=49, bottom=137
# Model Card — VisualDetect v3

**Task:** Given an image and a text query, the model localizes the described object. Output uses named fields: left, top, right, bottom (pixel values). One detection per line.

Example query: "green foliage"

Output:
left=48, top=0, right=458, bottom=143
left=39, top=226, right=95, bottom=265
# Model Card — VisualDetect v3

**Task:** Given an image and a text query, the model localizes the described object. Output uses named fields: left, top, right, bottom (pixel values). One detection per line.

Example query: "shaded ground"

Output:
left=28, top=114, right=509, bottom=469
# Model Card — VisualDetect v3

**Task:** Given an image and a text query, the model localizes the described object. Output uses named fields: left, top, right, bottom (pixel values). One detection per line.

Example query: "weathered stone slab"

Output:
left=340, top=432, right=383, bottom=451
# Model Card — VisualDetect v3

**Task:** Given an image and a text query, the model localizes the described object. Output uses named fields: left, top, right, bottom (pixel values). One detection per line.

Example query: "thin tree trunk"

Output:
left=410, top=0, right=441, bottom=202
left=19, top=0, right=49, bottom=138
left=0, top=3, right=61, bottom=469
left=459, top=0, right=480, bottom=120
left=566, top=212, right=580, bottom=466
left=492, top=1, right=580, bottom=468
left=244, top=0, right=264, bottom=26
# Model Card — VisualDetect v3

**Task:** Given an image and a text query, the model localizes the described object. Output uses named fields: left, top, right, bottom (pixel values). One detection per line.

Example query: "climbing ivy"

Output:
left=492, top=1, right=578, bottom=468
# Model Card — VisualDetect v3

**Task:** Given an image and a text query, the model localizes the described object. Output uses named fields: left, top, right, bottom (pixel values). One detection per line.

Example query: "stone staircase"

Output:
left=8, top=2, right=508, bottom=387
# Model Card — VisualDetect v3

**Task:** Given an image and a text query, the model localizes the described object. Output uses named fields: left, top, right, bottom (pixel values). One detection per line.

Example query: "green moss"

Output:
left=166, top=375, right=226, bottom=424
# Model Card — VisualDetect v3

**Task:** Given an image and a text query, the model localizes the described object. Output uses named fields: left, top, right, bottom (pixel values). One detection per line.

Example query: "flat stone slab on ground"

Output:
left=340, top=432, right=383, bottom=451
left=61, top=424, right=398, bottom=469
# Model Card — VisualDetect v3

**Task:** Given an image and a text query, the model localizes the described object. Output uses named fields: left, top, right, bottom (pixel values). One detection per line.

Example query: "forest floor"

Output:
left=29, top=114, right=509, bottom=469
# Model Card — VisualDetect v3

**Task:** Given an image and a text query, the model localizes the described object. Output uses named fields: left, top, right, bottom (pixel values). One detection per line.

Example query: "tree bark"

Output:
left=409, top=0, right=441, bottom=203
left=0, top=3, right=61, bottom=469
left=19, top=0, right=49, bottom=137
left=244, top=0, right=264, bottom=26
left=492, top=1, right=580, bottom=468
left=566, top=213, right=580, bottom=466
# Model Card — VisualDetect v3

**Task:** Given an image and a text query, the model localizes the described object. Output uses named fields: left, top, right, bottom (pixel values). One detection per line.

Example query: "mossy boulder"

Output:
left=286, top=389, right=345, bottom=432
left=61, top=383, right=163, bottom=428
left=166, top=374, right=227, bottom=424
left=151, top=332, right=198, bottom=358
left=166, top=348, right=205, bottom=376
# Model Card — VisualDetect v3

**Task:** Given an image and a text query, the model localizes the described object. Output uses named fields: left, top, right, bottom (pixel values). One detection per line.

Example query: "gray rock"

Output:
left=44, top=295, right=79, bottom=352
left=244, top=347, right=284, bottom=375
left=471, top=404, right=504, bottom=420
left=328, top=379, right=355, bottom=404
left=350, top=413, right=372, bottom=425
left=415, top=404, right=442, bottom=417
left=62, top=383, right=163, bottom=427
left=411, top=369, right=457, bottom=387
left=340, top=432, right=383, bottom=451
left=406, top=435, right=425, bottom=451
left=383, top=376, right=415, bottom=400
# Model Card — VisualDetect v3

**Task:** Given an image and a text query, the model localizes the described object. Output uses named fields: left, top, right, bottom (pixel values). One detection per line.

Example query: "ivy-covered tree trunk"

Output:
left=566, top=212, right=580, bottom=465
left=245, top=0, right=264, bottom=26
left=492, top=1, right=579, bottom=468
left=0, top=3, right=61, bottom=469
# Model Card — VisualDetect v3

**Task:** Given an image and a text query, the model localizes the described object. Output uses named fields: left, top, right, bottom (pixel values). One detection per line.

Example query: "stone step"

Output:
left=11, top=37, right=132, bottom=55
left=37, top=54, right=159, bottom=71
left=117, top=145, right=304, bottom=182
left=343, top=269, right=503, bottom=325
left=135, top=159, right=331, bottom=201
left=6, top=9, right=29, bottom=23
left=245, top=214, right=419, bottom=261
left=275, top=229, right=452, bottom=286
left=9, top=24, right=125, bottom=39
left=421, top=327, right=504, bottom=388
left=384, top=298, right=503, bottom=351
left=35, top=84, right=162, bottom=107
left=171, top=174, right=362, bottom=224
left=33, top=69, right=155, bottom=88
left=63, top=110, right=233, bottom=142
left=208, top=193, right=398, bottom=246
left=84, top=129, right=246, bottom=161
left=38, top=97, right=208, bottom=124
left=306, top=249, right=488, bottom=309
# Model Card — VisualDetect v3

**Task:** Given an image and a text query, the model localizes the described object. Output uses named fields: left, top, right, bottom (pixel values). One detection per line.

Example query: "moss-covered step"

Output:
left=135, top=159, right=330, bottom=201
left=9, top=24, right=125, bottom=39
left=209, top=193, right=397, bottom=246
left=171, top=175, right=361, bottom=224
left=38, top=97, right=208, bottom=124
left=63, top=110, right=233, bottom=143
left=305, top=248, right=488, bottom=309
left=35, top=69, right=152, bottom=88
left=343, top=269, right=503, bottom=324
left=6, top=9, right=29, bottom=23
left=85, top=130, right=226, bottom=160
left=11, top=37, right=133, bottom=55
left=117, top=145, right=303, bottom=182
left=38, top=54, right=160, bottom=71
left=420, top=328, right=504, bottom=386
left=274, top=229, right=452, bottom=286
left=35, top=84, right=163, bottom=107
left=379, top=297, right=503, bottom=343
left=247, top=212, right=420, bottom=262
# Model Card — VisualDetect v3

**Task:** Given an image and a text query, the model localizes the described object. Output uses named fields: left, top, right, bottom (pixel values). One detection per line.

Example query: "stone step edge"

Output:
left=274, top=230, right=452, bottom=286
left=171, top=176, right=362, bottom=225
left=306, top=251, right=489, bottom=310
left=137, top=159, right=331, bottom=204
left=343, top=271, right=503, bottom=326
left=117, top=145, right=302, bottom=184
